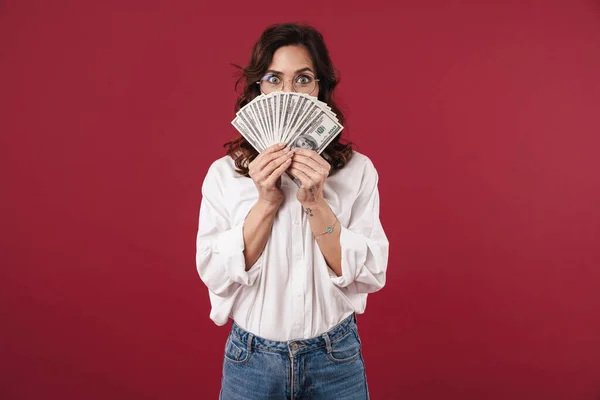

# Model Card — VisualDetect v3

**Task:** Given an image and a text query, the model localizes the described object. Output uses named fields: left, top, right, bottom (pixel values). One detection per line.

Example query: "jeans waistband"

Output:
left=231, top=313, right=356, bottom=355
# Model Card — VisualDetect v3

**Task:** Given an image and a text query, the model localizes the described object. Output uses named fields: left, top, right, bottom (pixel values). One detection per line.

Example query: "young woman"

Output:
left=196, top=23, right=389, bottom=399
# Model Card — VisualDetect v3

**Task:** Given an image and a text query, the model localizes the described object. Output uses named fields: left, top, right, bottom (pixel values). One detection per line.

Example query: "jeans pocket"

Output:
left=327, top=328, right=361, bottom=363
left=224, top=334, right=251, bottom=364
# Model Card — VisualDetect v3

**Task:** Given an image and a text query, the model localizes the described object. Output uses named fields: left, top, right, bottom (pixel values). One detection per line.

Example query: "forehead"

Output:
left=268, top=45, right=314, bottom=72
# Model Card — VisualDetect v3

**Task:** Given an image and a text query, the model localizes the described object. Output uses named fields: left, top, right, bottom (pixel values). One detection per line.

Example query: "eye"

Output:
left=295, top=75, right=313, bottom=85
left=265, top=75, right=281, bottom=84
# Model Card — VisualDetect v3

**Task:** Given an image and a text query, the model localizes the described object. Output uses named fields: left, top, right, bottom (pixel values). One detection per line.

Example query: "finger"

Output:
left=292, top=153, right=328, bottom=176
left=254, top=147, right=291, bottom=170
left=288, top=166, right=314, bottom=189
left=290, top=161, right=321, bottom=185
left=292, top=149, right=330, bottom=169
left=260, top=151, right=293, bottom=178
left=251, top=144, right=287, bottom=167
left=263, top=142, right=287, bottom=154
left=263, top=157, right=293, bottom=187
left=288, top=168, right=313, bottom=189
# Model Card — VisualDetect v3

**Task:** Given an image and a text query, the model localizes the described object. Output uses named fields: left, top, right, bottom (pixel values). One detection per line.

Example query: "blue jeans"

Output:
left=219, top=314, right=370, bottom=399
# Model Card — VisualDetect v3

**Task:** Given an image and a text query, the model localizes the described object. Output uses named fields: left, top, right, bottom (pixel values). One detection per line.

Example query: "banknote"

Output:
left=233, top=92, right=343, bottom=154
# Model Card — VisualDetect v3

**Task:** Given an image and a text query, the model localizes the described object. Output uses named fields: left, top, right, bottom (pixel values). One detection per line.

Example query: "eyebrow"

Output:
left=265, top=67, right=315, bottom=75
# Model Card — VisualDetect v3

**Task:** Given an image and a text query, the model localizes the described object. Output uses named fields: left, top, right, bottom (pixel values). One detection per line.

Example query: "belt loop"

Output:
left=352, top=312, right=357, bottom=323
left=247, top=333, right=254, bottom=352
left=322, top=332, right=332, bottom=354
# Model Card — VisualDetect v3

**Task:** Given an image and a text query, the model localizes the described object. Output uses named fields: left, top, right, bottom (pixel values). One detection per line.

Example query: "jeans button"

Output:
left=291, top=343, right=298, bottom=350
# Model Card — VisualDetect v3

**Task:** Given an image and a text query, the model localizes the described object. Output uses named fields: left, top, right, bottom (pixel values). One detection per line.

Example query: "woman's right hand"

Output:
left=248, top=143, right=294, bottom=205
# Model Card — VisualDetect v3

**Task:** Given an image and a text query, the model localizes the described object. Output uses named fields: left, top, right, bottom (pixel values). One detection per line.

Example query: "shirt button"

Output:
left=293, top=220, right=299, bottom=226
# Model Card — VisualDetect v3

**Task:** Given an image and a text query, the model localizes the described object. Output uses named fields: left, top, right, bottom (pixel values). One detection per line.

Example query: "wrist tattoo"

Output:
left=309, top=186, right=316, bottom=202
left=304, top=207, right=313, bottom=217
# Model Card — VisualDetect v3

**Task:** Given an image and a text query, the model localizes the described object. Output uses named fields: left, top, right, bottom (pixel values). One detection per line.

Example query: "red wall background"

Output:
left=1, top=0, right=599, bottom=399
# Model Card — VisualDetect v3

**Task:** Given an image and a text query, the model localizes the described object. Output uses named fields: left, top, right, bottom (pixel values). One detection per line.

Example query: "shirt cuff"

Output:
left=212, top=223, right=261, bottom=286
left=329, top=225, right=368, bottom=288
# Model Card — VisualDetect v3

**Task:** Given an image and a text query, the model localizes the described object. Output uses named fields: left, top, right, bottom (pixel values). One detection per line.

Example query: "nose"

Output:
left=281, top=82, right=293, bottom=93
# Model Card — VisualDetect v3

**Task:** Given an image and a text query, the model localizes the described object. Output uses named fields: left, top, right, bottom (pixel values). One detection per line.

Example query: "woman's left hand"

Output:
left=288, top=149, right=331, bottom=205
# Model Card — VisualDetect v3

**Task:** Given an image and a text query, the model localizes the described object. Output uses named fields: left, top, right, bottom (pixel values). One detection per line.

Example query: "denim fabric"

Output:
left=219, top=314, right=369, bottom=400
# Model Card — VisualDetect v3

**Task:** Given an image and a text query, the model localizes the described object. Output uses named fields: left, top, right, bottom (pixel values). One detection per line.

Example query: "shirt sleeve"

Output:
left=329, top=159, right=389, bottom=293
left=195, top=164, right=261, bottom=325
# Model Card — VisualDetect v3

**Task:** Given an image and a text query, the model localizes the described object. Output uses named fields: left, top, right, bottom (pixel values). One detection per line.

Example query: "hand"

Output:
left=248, top=143, right=293, bottom=205
left=288, top=149, right=331, bottom=206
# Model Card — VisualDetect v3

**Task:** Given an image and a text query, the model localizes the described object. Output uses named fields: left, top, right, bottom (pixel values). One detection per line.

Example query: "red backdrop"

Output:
left=1, top=0, right=599, bottom=399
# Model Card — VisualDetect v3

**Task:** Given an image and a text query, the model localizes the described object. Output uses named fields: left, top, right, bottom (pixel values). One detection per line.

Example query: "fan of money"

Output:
left=231, top=92, right=343, bottom=154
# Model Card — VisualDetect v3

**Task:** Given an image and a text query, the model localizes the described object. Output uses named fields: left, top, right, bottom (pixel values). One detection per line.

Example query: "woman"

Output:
left=196, top=23, right=389, bottom=399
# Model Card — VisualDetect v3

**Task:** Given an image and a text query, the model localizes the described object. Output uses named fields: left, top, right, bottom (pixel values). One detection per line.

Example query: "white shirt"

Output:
left=195, top=151, right=389, bottom=341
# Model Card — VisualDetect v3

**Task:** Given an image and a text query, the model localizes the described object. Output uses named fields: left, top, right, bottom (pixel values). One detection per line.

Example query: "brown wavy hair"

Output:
left=225, top=23, right=354, bottom=176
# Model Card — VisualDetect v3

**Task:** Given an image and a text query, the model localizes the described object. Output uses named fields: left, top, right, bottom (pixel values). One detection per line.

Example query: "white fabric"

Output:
left=195, top=151, right=389, bottom=341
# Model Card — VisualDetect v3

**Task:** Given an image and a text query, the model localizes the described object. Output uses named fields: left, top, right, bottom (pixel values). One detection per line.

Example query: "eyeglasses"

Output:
left=256, top=73, right=320, bottom=95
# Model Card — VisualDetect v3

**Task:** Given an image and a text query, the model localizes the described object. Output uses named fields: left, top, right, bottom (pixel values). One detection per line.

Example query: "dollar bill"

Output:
left=232, top=92, right=343, bottom=155
left=232, top=116, right=263, bottom=152
left=289, top=110, right=343, bottom=154
left=238, top=109, right=267, bottom=150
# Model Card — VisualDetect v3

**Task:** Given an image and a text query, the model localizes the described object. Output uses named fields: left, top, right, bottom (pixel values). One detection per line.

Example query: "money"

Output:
left=231, top=92, right=343, bottom=154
